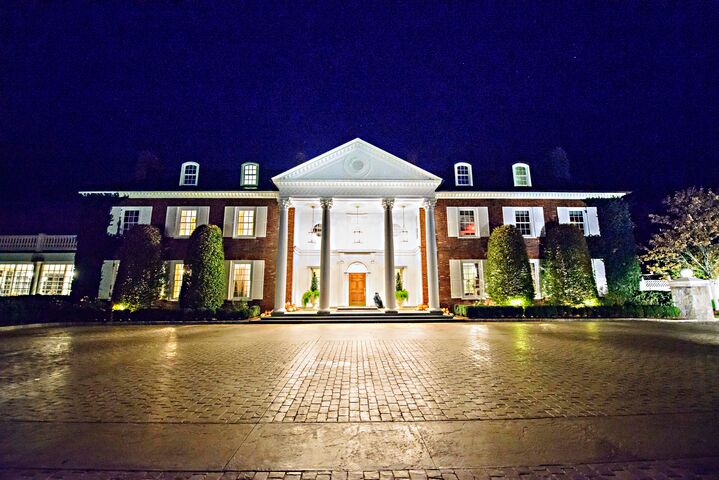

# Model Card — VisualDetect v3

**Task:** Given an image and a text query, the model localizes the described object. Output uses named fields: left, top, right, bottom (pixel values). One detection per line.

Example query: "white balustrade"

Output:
left=0, top=234, right=77, bottom=252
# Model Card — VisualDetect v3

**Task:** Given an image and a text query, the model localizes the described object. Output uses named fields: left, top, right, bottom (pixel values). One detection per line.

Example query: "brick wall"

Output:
left=117, top=197, right=279, bottom=311
left=434, top=198, right=589, bottom=308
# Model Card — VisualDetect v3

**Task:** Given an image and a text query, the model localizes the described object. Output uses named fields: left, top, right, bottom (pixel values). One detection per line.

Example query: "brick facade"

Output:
left=116, top=197, right=279, bottom=311
left=434, top=198, right=589, bottom=308
left=110, top=195, right=599, bottom=312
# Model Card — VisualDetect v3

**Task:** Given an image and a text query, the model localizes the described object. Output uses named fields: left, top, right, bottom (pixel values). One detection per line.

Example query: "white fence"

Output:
left=639, top=278, right=671, bottom=292
left=0, top=234, right=77, bottom=252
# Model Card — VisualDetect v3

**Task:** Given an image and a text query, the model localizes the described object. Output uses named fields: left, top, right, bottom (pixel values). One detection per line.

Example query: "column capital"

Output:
left=422, top=198, right=437, bottom=210
left=278, top=197, right=293, bottom=209
left=381, top=198, right=395, bottom=210
left=320, top=198, right=333, bottom=209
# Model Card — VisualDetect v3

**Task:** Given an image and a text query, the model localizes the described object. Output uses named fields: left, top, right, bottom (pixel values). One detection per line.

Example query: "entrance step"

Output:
left=336, top=306, right=379, bottom=311
left=256, top=311, right=454, bottom=323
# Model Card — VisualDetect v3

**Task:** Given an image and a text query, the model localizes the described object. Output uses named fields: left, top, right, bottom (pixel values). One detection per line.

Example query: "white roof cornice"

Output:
left=436, top=191, right=628, bottom=200
left=79, top=190, right=280, bottom=199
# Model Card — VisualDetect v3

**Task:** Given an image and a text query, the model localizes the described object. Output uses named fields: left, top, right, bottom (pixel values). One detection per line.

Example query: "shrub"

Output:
left=454, top=303, right=681, bottom=319
left=0, top=296, right=110, bottom=325
left=542, top=222, right=598, bottom=306
left=395, top=272, right=409, bottom=303
left=302, top=271, right=320, bottom=307
left=112, top=225, right=165, bottom=311
left=486, top=225, right=534, bottom=305
left=180, top=225, right=226, bottom=310
left=217, top=301, right=250, bottom=320
left=631, top=291, right=673, bottom=306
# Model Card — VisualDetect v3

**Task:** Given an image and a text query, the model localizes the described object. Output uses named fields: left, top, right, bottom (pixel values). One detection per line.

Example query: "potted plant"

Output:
left=395, top=271, right=409, bottom=307
left=302, top=271, right=320, bottom=309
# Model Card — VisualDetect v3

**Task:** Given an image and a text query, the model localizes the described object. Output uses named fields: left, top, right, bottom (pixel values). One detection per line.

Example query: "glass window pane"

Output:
left=514, top=210, right=532, bottom=236
left=458, top=209, right=477, bottom=237
left=568, top=210, right=586, bottom=234
left=122, top=209, right=140, bottom=234
left=0, top=264, right=34, bottom=296
left=172, top=263, right=184, bottom=300
left=235, top=209, right=255, bottom=236
left=461, top=261, right=480, bottom=296
left=179, top=209, right=198, bottom=236
left=233, top=263, right=252, bottom=299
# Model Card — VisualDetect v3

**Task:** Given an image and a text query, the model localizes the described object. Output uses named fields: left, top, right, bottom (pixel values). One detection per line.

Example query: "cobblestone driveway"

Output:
left=1, top=321, right=719, bottom=424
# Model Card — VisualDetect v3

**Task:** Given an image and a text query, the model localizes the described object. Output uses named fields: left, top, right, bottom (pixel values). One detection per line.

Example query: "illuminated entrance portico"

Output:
left=271, top=139, right=443, bottom=314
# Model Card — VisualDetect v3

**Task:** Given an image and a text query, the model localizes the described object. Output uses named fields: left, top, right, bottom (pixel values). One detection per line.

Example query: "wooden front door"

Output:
left=348, top=273, right=366, bottom=306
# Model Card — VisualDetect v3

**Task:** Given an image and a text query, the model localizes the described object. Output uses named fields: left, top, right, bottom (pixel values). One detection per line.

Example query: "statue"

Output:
left=373, top=292, right=384, bottom=308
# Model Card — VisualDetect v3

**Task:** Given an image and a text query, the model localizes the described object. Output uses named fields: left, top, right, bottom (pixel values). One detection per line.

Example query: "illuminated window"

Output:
left=171, top=263, right=184, bottom=300
left=454, top=163, right=473, bottom=186
left=235, top=208, right=255, bottom=237
left=180, top=162, right=199, bottom=186
left=39, top=264, right=74, bottom=295
left=178, top=209, right=198, bottom=237
left=458, top=209, right=477, bottom=237
left=568, top=209, right=586, bottom=235
left=0, top=264, right=34, bottom=296
left=241, top=163, right=259, bottom=187
left=514, top=209, right=532, bottom=236
left=121, top=209, right=140, bottom=235
left=461, top=261, right=482, bottom=297
left=512, top=163, right=531, bottom=187
left=232, top=263, right=252, bottom=299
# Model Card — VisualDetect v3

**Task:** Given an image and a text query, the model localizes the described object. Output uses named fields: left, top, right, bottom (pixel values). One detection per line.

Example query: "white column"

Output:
left=272, top=197, right=292, bottom=314
left=383, top=198, right=398, bottom=313
left=423, top=198, right=441, bottom=313
left=318, top=198, right=333, bottom=314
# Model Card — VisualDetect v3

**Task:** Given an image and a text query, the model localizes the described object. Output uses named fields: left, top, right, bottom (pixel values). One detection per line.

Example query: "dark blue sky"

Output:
left=1, top=2, right=718, bottom=234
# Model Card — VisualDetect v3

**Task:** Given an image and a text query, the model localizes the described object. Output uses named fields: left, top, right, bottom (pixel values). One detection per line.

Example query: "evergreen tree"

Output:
left=586, top=198, right=642, bottom=304
left=396, top=271, right=403, bottom=291
left=112, top=225, right=165, bottom=310
left=180, top=225, right=226, bottom=310
left=310, top=270, right=319, bottom=292
left=543, top=222, right=598, bottom=305
left=486, top=225, right=535, bottom=305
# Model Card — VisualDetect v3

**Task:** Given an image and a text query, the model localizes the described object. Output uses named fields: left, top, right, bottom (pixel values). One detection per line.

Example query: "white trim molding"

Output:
left=80, top=190, right=280, bottom=199
left=436, top=191, right=627, bottom=200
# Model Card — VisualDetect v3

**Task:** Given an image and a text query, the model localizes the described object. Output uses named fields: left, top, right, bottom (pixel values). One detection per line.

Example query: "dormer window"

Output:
left=512, top=163, right=531, bottom=187
left=179, top=162, right=199, bottom=186
left=454, top=162, right=473, bottom=186
left=241, top=162, right=259, bottom=188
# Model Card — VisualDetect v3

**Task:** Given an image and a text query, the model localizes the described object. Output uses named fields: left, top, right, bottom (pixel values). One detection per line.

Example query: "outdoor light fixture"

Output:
left=308, top=205, right=318, bottom=244
left=351, top=205, right=363, bottom=244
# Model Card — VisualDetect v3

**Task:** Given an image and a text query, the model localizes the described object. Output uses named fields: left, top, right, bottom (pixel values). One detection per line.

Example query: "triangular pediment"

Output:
left=272, top=139, right=442, bottom=197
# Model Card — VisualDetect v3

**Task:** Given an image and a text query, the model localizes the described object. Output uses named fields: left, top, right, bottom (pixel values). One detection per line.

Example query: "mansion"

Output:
left=76, top=139, right=621, bottom=313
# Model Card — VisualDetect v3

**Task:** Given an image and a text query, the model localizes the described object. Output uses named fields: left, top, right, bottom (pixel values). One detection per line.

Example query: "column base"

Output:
left=428, top=308, right=444, bottom=315
left=384, top=309, right=398, bottom=315
left=271, top=310, right=285, bottom=316
left=317, top=309, right=331, bottom=315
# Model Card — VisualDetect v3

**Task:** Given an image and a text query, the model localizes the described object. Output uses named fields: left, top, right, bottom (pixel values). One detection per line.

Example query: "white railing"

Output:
left=640, top=278, right=671, bottom=292
left=0, top=234, right=77, bottom=252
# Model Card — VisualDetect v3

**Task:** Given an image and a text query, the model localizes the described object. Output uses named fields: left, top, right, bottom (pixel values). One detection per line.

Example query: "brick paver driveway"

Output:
left=1, top=321, right=719, bottom=477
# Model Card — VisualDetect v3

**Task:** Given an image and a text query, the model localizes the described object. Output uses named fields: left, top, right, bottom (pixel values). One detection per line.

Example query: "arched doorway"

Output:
left=346, top=262, right=368, bottom=306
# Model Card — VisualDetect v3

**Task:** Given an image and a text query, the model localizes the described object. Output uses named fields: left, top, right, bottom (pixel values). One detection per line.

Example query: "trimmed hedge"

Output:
left=0, top=296, right=261, bottom=325
left=112, top=224, right=165, bottom=310
left=0, top=296, right=109, bottom=325
left=180, top=224, right=226, bottom=310
left=454, top=303, right=681, bottom=319
left=486, top=225, right=534, bottom=305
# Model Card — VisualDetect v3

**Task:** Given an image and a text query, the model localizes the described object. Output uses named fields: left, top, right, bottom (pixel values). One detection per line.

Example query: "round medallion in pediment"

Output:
left=343, top=155, right=371, bottom=177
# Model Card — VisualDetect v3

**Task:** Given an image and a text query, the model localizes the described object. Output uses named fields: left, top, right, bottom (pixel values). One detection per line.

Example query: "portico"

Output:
left=270, top=139, right=443, bottom=314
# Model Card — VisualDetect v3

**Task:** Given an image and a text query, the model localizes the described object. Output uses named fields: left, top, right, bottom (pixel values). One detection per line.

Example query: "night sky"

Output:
left=1, top=2, right=718, bottom=239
